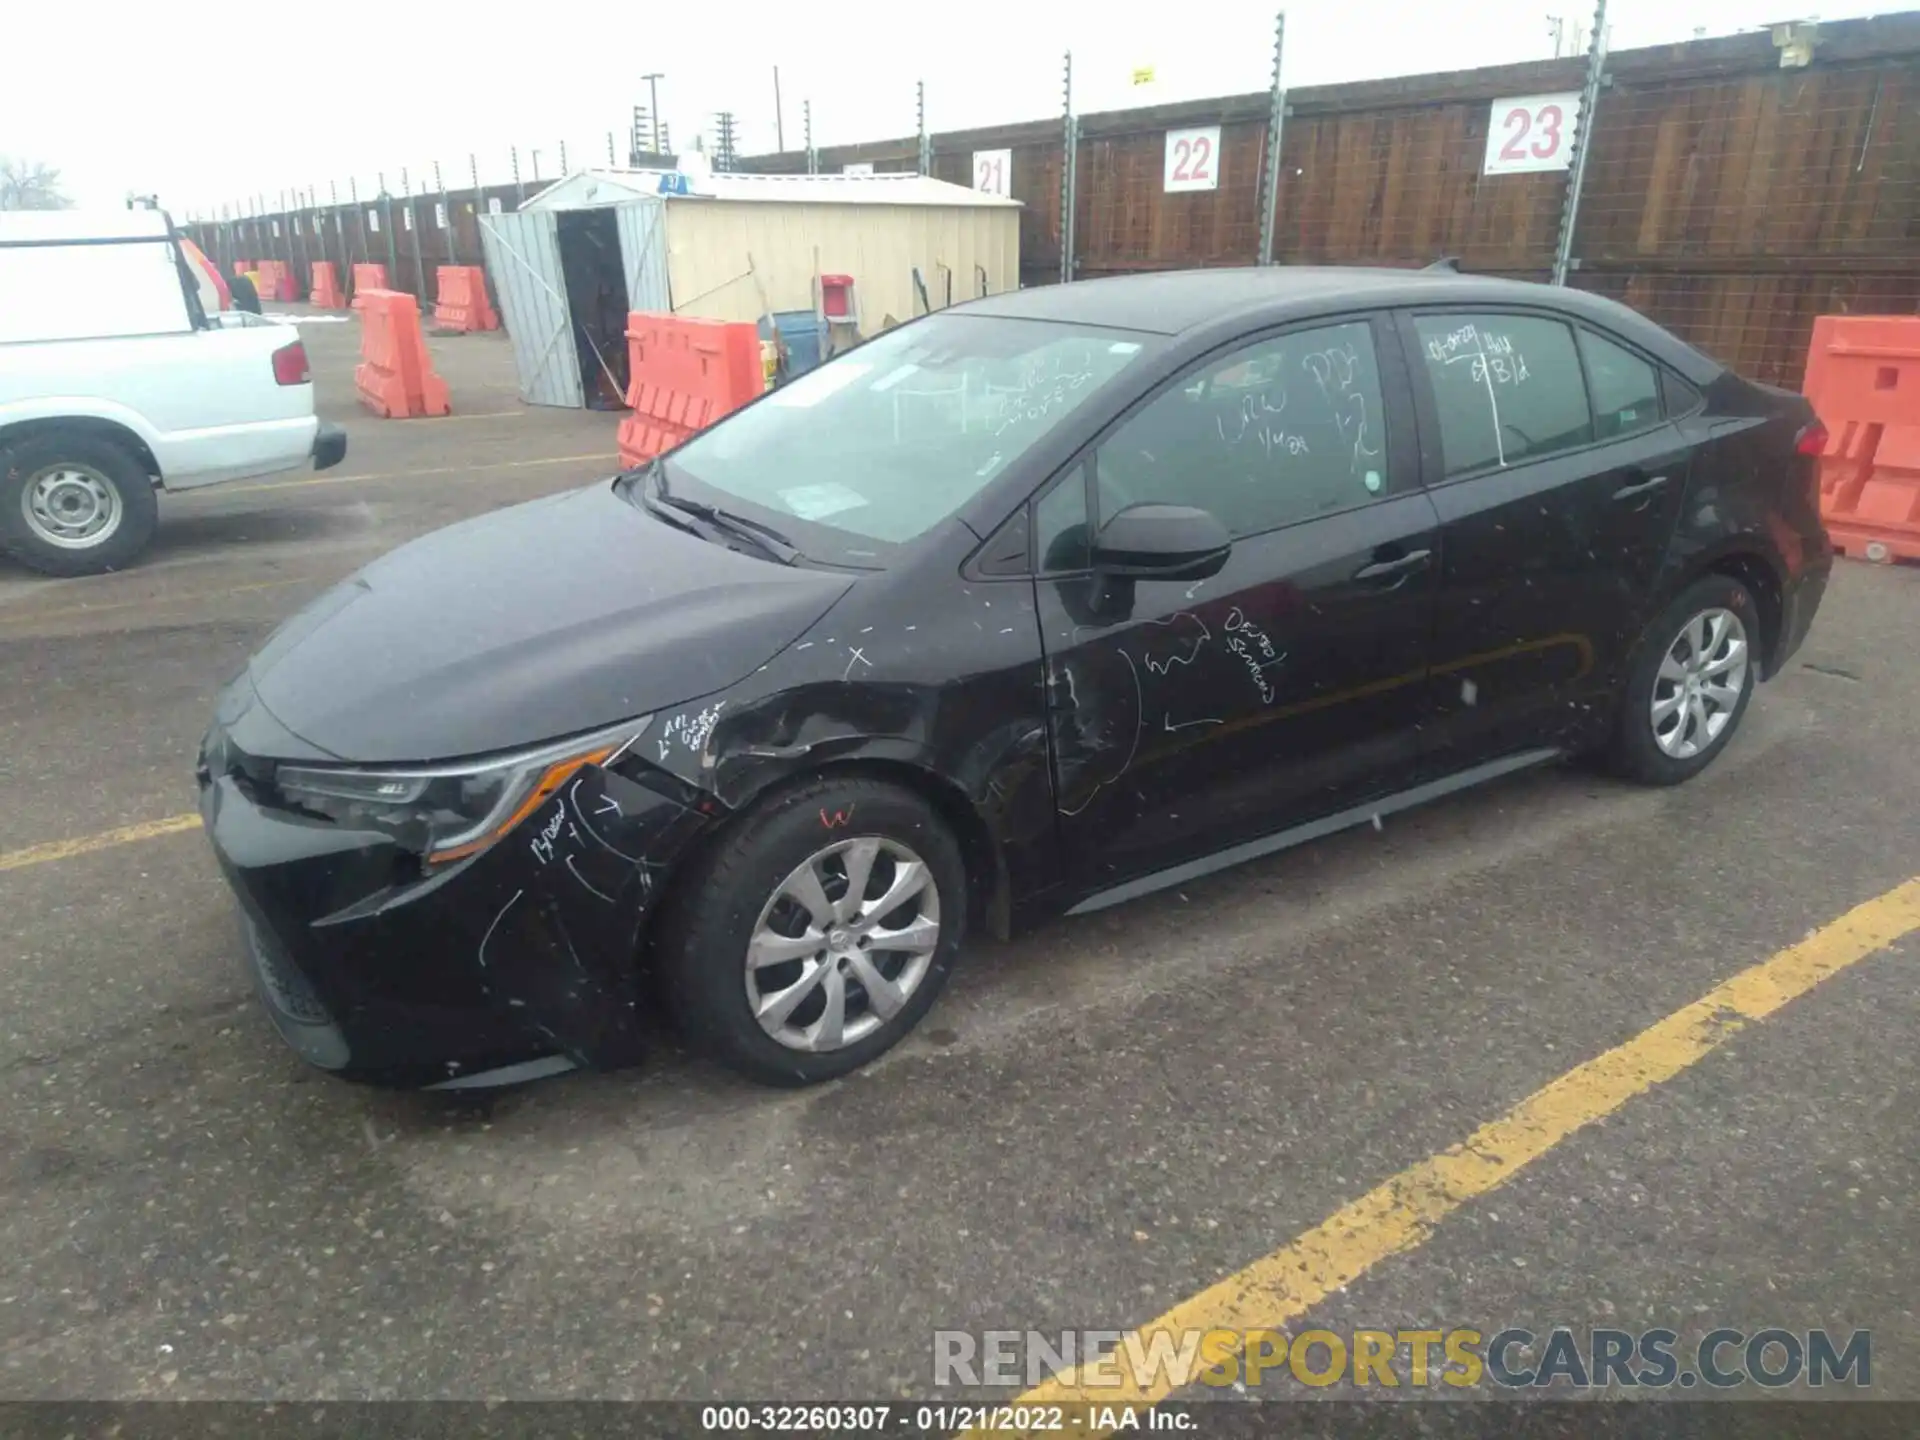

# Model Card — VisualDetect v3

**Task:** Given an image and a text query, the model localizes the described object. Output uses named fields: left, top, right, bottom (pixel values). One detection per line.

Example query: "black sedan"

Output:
left=197, top=267, right=1832, bottom=1088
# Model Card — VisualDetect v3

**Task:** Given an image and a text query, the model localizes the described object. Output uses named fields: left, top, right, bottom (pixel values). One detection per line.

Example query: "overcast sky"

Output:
left=5, top=0, right=1876, bottom=213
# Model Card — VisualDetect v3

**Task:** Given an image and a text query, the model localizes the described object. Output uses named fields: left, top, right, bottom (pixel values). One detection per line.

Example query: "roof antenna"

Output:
left=1424, top=256, right=1462, bottom=273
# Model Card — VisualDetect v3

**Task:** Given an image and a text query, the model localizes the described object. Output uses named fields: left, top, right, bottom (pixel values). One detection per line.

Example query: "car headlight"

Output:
left=274, top=717, right=648, bottom=864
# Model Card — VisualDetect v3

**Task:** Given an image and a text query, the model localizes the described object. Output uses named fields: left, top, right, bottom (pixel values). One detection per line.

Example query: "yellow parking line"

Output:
left=998, top=875, right=1920, bottom=1431
left=0, top=814, right=202, bottom=873
left=199, top=451, right=617, bottom=498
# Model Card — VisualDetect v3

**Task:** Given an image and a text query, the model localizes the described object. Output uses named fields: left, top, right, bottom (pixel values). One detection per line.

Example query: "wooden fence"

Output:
left=742, top=12, right=1920, bottom=386
left=193, top=13, right=1920, bottom=386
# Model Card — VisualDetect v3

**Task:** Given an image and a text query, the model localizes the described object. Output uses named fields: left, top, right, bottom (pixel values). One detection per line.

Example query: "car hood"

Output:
left=246, top=481, right=854, bottom=763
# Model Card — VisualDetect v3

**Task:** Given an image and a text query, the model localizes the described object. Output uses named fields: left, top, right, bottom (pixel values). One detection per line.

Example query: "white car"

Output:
left=0, top=209, right=346, bottom=576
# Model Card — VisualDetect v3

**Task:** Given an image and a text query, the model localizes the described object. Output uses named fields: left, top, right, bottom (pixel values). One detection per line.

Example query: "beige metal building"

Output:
left=485, top=167, right=1020, bottom=408
left=656, top=173, right=1020, bottom=327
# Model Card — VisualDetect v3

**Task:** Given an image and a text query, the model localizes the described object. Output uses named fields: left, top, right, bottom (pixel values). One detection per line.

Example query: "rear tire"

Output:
left=0, top=431, right=160, bottom=577
left=658, top=775, right=966, bottom=1086
left=1606, top=575, right=1759, bottom=786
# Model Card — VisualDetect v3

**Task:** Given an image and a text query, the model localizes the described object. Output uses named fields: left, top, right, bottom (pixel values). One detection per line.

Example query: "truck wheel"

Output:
left=0, top=432, right=160, bottom=577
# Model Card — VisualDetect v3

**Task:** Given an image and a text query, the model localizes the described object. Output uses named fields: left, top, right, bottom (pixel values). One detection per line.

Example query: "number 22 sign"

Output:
left=1163, top=126, right=1220, bottom=193
left=1482, top=92, right=1582, bottom=175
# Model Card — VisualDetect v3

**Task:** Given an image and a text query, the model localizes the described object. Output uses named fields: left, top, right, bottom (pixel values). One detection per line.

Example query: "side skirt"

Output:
left=1064, top=747, right=1563, bottom=917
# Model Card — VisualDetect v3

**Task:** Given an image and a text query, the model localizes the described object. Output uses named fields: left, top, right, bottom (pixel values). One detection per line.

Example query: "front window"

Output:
left=662, top=313, right=1156, bottom=562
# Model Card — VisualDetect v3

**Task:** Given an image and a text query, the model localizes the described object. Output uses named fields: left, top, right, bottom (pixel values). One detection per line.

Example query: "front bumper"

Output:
left=197, top=690, right=713, bottom=1087
left=311, top=422, right=347, bottom=472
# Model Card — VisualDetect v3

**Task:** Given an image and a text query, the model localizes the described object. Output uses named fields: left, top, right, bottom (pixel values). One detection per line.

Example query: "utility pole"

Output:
left=715, top=112, right=738, bottom=172
left=643, top=72, right=665, bottom=151
left=773, top=66, right=785, bottom=151
left=804, top=100, right=817, bottom=175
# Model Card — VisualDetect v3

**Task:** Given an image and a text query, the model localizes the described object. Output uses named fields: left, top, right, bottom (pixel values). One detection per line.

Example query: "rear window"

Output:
left=1578, top=329, right=1663, bottom=440
left=0, top=237, right=194, bottom=344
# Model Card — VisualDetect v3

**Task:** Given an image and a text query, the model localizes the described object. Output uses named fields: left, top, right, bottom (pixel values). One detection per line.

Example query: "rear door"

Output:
left=479, top=209, right=583, bottom=408
left=1400, top=309, right=1691, bottom=764
left=1036, top=313, right=1443, bottom=892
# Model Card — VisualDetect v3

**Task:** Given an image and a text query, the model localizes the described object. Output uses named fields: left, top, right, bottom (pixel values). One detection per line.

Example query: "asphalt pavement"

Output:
left=2, top=312, right=1917, bottom=1419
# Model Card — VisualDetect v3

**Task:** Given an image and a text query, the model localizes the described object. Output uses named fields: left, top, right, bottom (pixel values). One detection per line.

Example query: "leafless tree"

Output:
left=0, top=157, right=73, bottom=210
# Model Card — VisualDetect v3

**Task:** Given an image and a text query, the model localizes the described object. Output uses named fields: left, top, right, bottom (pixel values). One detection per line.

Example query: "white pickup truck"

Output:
left=0, top=209, right=346, bottom=576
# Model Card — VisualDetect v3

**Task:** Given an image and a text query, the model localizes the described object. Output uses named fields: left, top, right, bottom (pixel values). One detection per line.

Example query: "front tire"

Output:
left=0, top=431, right=160, bottom=577
left=659, top=776, right=966, bottom=1086
left=1607, top=575, right=1759, bottom=785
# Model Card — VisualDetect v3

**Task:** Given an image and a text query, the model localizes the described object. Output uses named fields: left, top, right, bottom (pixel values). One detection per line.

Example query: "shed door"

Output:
left=614, top=200, right=670, bottom=314
left=479, top=209, right=583, bottom=408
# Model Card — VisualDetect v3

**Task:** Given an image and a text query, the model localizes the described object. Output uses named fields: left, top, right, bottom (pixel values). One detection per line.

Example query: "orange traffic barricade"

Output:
left=616, top=313, right=764, bottom=468
left=431, top=265, right=500, bottom=332
left=350, top=263, right=390, bottom=310
left=354, top=289, right=452, bottom=419
left=1803, top=315, right=1920, bottom=564
left=256, top=260, right=296, bottom=302
left=308, top=261, right=346, bottom=309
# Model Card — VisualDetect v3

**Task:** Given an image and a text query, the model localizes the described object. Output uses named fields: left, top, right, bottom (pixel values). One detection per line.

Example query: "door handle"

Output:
left=1353, top=548, right=1432, bottom=582
left=1611, top=473, right=1669, bottom=502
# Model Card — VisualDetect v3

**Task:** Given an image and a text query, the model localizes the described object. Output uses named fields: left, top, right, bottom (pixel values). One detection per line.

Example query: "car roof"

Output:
left=0, top=208, right=173, bottom=245
left=961, top=267, right=1725, bottom=383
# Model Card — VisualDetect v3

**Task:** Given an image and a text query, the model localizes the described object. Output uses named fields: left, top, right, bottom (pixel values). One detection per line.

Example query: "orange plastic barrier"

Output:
left=354, top=289, right=452, bottom=419
left=615, top=313, right=765, bottom=468
left=431, top=266, right=500, bottom=332
left=252, top=259, right=298, bottom=302
left=308, top=262, right=346, bottom=309
left=350, top=263, right=390, bottom=310
left=1804, top=315, right=1920, bottom=564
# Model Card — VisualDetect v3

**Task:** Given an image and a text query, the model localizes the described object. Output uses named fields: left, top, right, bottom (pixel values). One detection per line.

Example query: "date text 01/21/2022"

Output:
left=700, top=1405, right=1194, bottom=1433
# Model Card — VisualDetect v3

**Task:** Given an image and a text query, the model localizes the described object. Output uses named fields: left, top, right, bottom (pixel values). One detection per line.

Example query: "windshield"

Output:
left=663, top=313, right=1156, bottom=558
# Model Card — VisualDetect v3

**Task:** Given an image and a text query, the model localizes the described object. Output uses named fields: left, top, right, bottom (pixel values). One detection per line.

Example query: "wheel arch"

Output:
left=640, top=754, right=1012, bottom=972
left=1674, top=541, right=1786, bottom=680
left=0, top=416, right=163, bottom=482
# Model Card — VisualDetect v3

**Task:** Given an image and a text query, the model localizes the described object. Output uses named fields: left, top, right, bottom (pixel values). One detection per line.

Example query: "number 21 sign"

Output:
left=1163, top=126, right=1220, bottom=193
left=1482, top=92, right=1582, bottom=175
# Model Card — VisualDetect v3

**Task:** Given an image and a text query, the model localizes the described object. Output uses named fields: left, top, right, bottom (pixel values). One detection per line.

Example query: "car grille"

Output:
left=243, top=914, right=332, bottom=1026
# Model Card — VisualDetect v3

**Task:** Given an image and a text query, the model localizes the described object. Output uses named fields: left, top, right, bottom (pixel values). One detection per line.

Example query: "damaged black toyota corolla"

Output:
left=198, top=268, right=1832, bottom=1088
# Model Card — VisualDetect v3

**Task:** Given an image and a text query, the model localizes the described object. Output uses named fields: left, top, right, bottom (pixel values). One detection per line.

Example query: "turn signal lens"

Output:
left=425, top=747, right=619, bottom=864
left=1795, top=419, right=1829, bottom=457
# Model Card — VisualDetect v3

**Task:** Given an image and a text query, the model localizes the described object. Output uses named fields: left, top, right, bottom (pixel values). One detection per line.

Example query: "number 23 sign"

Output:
left=1482, top=92, right=1582, bottom=175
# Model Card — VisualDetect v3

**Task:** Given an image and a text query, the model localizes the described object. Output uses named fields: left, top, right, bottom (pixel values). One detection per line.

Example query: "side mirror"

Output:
left=1091, top=503, right=1231, bottom=581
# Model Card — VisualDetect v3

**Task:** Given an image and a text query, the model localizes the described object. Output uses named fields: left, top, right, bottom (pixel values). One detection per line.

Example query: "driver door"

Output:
left=1034, top=315, right=1444, bottom=896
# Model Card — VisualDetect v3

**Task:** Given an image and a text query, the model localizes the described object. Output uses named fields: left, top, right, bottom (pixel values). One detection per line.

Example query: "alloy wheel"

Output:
left=1650, top=607, right=1749, bottom=759
left=745, top=836, right=941, bottom=1053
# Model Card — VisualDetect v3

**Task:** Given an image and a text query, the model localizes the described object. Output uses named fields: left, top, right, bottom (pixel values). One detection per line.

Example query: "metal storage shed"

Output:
left=479, top=182, right=671, bottom=409
left=485, top=166, right=1020, bottom=409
